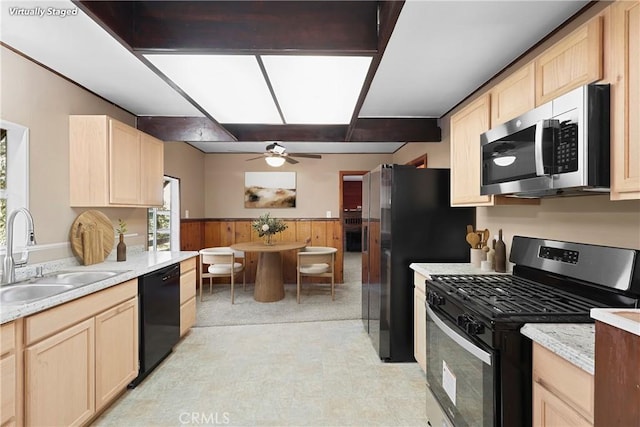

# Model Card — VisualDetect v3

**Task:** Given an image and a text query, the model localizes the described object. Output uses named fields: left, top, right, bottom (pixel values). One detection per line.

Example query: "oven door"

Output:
left=426, top=305, right=495, bottom=427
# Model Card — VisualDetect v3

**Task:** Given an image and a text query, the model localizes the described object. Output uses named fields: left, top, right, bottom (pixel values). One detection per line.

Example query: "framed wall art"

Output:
left=244, top=172, right=296, bottom=208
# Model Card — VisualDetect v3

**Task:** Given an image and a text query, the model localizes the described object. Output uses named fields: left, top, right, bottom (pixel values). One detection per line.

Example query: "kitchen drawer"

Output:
left=180, top=268, right=197, bottom=304
left=181, top=257, right=196, bottom=273
left=25, top=279, right=137, bottom=346
left=533, top=343, right=594, bottom=422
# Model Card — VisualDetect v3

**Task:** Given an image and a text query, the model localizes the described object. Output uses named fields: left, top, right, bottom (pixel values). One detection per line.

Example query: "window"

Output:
left=0, top=120, right=29, bottom=249
left=148, top=176, right=180, bottom=251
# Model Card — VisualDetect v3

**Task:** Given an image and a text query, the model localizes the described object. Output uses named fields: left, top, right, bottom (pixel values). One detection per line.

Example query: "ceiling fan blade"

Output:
left=288, top=153, right=322, bottom=159
left=285, top=157, right=299, bottom=164
left=245, top=155, right=266, bottom=161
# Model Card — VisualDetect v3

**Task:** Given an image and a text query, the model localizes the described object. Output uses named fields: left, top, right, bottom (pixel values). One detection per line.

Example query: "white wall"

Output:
left=203, top=153, right=391, bottom=218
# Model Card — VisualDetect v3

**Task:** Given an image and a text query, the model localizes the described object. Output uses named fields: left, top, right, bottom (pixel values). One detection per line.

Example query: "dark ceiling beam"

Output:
left=130, top=1, right=378, bottom=53
left=350, top=118, right=441, bottom=142
left=137, top=117, right=237, bottom=142
left=223, top=124, right=348, bottom=142
left=137, top=117, right=439, bottom=143
left=345, top=1, right=406, bottom=142
left=75, top=1, right=134, bottom=44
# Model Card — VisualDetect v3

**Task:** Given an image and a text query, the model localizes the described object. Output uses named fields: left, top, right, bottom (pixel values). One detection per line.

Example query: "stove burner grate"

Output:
left=429, top=274, right=606, bottom=318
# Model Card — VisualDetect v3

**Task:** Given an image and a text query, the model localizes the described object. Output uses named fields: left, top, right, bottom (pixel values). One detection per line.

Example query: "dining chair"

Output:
left=199, top=247, right=246, bottom=304
left=296, top=246, right=338, bottom=303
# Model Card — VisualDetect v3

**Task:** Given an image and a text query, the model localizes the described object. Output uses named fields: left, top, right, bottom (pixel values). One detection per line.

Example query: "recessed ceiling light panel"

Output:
left=262, top=55, right=372, bottom=124
left=144, top=54, right=283, bottom=124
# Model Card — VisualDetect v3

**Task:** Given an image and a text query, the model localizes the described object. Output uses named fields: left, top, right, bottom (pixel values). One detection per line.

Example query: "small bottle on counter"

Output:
left=487, top=239, right=496, bottom=270
left=494, top=229, right=506, bottom=273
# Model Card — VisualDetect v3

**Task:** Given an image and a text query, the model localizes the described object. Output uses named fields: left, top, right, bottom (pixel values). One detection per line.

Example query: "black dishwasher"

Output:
left=129, top=263, right=180, bottom=387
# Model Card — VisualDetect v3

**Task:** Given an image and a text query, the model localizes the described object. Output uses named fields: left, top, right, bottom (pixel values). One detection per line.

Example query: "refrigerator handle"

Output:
left=362, top=225, right=368, bottom=252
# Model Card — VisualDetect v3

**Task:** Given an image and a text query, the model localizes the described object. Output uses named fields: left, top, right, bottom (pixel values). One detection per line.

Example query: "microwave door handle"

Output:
left=534, top=120, right=547, bottom=176
left=535, top=119, right=559, bottom=176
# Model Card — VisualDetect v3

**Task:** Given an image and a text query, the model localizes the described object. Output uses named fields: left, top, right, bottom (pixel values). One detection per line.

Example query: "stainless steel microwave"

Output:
left=480, top=84, right=610, bottom=198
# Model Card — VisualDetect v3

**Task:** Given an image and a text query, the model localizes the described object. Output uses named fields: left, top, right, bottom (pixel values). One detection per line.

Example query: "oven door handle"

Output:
left=427, top=306, right=492, bottom=366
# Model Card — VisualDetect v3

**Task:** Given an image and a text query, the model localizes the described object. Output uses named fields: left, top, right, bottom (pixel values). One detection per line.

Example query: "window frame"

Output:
left=0, top=119, right=30, bottom=250
left=148, top=176, right=180, bottom=252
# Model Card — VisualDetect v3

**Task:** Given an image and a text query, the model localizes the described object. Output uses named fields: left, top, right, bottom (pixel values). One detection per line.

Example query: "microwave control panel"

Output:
left=554, top=121, right=578, bottom=173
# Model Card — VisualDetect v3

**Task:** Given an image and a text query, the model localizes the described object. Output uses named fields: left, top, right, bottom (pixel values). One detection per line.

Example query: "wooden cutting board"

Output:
left=70, top=210, right=115, bottom=265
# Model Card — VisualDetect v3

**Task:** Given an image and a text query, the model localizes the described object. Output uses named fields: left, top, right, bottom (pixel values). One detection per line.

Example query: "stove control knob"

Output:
left=427, top=291, right=445, bottom=306
left=456, top=315, right=470, bottom=329
left=466, top=321, right=485, bottom=336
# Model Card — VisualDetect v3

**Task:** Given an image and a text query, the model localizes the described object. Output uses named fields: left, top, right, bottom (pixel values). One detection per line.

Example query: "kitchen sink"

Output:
left=0, top=283, right=75, bottom=304
left=31, top=271, right=121, bottom=284
left=1, top=270, right=128, bottom=305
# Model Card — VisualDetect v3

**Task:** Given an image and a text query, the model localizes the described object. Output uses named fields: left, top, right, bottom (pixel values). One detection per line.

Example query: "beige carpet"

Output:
left=195, top=252, right=362, bottom=327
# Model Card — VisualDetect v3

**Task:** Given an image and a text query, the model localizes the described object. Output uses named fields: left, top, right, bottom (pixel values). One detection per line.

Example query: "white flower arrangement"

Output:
left=251, top=213, right=288, bottom=237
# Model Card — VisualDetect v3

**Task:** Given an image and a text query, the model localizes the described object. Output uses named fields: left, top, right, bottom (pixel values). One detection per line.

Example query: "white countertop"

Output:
left=0, top=250, right=198, bottom=324
left=521, top=310, right=640, bottom=376
left=409, top=262, right=507, bottom=278
left=521, top=323, right=595, bottom=374
left=591, top=308, right=640, bottom=337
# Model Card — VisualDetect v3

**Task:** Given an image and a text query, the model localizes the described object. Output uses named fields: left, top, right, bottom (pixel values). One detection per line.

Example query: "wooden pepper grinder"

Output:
left=494, top=229, right=506, bottom=273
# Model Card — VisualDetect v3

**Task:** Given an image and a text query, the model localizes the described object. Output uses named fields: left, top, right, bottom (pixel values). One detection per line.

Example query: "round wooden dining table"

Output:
left=230, top=241, right=307, bottom=302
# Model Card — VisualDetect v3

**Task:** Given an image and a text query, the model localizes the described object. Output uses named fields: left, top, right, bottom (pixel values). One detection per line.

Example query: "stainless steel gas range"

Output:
left=424, top=236, right=640, bottom=427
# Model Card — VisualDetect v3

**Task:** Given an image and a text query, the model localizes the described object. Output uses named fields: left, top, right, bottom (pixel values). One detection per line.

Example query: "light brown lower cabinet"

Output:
left=25, top=318, right=96, bottom=427
left=533, top=382, right=592, bottom=427
left=180, top=257, right=197, bottom=337
left=0, top=353, right=17, bottom=426
left=23, top=279, right=138, bottom=426
left=1, top=320, right=22, bottom=427
left=532, top=343, right=594, bottom=427
left=413, top=271, right=427, bottom=374
left=95, top=298, right=138, bottom=411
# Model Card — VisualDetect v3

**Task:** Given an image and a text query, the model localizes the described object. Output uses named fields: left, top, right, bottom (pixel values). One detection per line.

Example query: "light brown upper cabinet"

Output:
left=490, top=62, right=536, bottom=127
left=70, top=115, right=164, bottom=207
left=450, top=94, right=494, bottom=206
left=139, top=133, right=165, bottom=206
left=535, top=16, right=603, bottom=105
left=450, top=94, right=541, bottom=207
left=608, top=0, right=640, bottom=200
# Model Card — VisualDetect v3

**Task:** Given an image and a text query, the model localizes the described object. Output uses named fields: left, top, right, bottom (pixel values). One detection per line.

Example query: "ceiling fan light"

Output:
left=265, top=156, right=286, bottom=167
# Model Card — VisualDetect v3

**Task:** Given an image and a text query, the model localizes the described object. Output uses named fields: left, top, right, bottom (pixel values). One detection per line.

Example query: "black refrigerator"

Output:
left=361, top=165, right=475, bottom=362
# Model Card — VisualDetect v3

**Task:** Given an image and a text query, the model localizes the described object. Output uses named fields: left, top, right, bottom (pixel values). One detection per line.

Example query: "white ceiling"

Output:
left=0, top=0, right=589, bottom=154
left=360, top=0, right=589, bottom=118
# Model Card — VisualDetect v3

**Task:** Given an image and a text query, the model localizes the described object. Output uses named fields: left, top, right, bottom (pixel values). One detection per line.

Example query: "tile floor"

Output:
left=92, top=252, right=431, bottom=426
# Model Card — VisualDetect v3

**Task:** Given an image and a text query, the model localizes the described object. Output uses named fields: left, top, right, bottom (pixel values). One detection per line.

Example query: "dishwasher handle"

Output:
left=162, top=272, right=179, bottom=281
left=144, top=263, right=180, bottom=282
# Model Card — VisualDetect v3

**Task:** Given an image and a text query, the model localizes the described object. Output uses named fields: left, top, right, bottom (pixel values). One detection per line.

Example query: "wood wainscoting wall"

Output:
left=180, top=218, right=344, bottom=285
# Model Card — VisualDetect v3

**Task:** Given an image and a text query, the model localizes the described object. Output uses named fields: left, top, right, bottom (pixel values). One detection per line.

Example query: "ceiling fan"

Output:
left=246, top=142, right=322, bottom=166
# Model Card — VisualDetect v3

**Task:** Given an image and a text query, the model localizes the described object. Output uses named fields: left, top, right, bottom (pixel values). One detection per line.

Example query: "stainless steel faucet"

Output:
left=2, top=208, right=37, bottom=284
